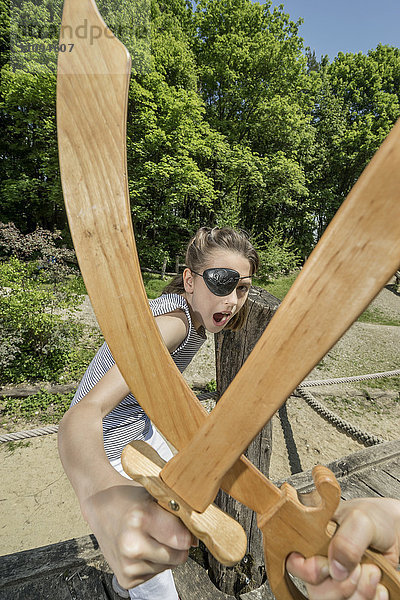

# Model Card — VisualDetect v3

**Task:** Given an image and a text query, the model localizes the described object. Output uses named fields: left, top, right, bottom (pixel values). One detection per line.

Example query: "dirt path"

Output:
left=1, top=284, right=399, bottom=556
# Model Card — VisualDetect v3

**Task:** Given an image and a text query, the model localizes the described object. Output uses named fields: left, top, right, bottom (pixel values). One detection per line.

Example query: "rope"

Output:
left=297, top=388, right=386, bottom=447
left=196, top=390, right=219, bottom=401
left=299, top=369, right=400, bottom=388
left=0, top=425, right=59, bottom=443
left=0, top=392, right=217, bottom=443
left=1, top=371, right=397, bottom=444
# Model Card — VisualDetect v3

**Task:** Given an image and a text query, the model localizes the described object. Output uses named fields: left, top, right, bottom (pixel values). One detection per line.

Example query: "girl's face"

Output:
left=183, top=250, right=252, bottom=333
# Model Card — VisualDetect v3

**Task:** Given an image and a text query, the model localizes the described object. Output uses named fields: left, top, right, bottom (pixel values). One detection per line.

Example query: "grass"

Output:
left=357, top=307, right=400, bottom=327
left=0, top=390, right=74, bottom=426
left=256, top=273, right=400, bottom=328
left=359, top=376, right=400, bottom=391
left=256, top=272, right=298, bottom=300
left=323, top=390, right=400, bottom=418
left=5, top=440, right=31, bottom=453
left=142, top=272, right=173, bottom=298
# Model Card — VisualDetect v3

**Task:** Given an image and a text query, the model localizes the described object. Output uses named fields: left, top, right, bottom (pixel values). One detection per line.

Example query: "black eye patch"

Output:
left=192, top=268, right=250, bottom=296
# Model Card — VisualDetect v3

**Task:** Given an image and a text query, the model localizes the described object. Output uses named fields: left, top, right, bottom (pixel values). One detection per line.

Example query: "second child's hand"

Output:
left=286, top=497, right=400, bottom=600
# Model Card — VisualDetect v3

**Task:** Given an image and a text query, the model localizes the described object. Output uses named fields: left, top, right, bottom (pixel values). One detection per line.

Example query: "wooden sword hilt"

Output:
left=121, top=441, right=247, bottom=567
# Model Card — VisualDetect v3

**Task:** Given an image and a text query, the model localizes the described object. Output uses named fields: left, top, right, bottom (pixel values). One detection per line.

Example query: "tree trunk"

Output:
left=161, top=257, right=168, bottom=280
left=210, top=287, right=280, bottom=597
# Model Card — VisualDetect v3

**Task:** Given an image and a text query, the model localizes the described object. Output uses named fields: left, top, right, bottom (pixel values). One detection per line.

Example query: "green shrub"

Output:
left=254, top=227, right=300, bottom=281
left=205, top=379, right=217, bottom=392
left=0, top=224, right=93, bottom=383
left=0, top=257, right=85, bottom=383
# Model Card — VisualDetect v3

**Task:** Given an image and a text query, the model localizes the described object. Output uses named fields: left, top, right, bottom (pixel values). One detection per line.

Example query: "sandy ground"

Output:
left=0, top=284, right=399, bottom=557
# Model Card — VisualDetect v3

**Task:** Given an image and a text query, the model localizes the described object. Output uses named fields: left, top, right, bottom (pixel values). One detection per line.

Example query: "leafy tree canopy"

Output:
left=1, top=0, right=399, bottom=267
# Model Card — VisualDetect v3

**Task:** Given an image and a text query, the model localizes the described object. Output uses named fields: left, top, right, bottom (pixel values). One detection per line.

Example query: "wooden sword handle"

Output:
left=258, top=467, right=400, bottom=599
left=121, top=441, right=247, bottom=567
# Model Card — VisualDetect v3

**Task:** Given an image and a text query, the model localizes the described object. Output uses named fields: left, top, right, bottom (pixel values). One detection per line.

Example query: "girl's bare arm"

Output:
left=57, top=311, right=191, bottom=589
left=58, top=363, right=130, bottom=505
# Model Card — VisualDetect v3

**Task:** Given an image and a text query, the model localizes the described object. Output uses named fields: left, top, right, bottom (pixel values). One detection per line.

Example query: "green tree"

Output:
left=2, top=0, right=399, bottom=265
left=1, top=0, right=64, bottom=231
left=124, top=0, right=220, bottom=266
left=193, top=0, right=315, bottom=250
left=0, top=68, right=62, bottom=231
left=307, top=45, right=400, bottom=237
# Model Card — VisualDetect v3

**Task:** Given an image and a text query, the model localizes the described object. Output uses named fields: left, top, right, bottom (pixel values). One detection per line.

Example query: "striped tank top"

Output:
left=71, top=293, right=206, bottom=461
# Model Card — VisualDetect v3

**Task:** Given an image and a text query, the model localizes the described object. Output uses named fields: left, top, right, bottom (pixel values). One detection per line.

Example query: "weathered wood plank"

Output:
left=282, top=440, right=400, bottom=494
left=339, top=475, right=383, bottom=500
left=0, top=535, right=101, bottom=587
left=239, top=579, right=276, bottom=599
left=0, top=561, right=119, bottom=600
left=175, top=557, right=286, bottom=599
left=0, top=573, right=73, bottom=600
left=0, top=384, right=77, bottom=398
left=0, top=565, right=119, bottom=600
left=382, top=456, right=400, bottom=483
left=382, top=470, right=400, bottom=485
left=66, top=564, right=115, bottom=598
left=0, top=536, right=121, bottom=600
left=357, top=468, right=400, bottom=498
left=174, top=557, right=235, bottom=599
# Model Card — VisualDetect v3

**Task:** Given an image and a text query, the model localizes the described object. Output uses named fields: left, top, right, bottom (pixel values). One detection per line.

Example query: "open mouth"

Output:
left=212, top=312, right=231, bottom=326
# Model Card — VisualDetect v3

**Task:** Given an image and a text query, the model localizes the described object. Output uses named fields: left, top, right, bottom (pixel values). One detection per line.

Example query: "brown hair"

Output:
left=162, top=227, right=259, bottom=331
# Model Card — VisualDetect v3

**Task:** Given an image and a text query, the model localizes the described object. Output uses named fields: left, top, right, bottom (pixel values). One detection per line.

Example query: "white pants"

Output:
left=110, top=427, right=179, bottom=600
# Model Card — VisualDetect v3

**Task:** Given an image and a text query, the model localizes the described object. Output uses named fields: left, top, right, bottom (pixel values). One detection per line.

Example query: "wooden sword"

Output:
left=56, top=1, right=400, bottom=597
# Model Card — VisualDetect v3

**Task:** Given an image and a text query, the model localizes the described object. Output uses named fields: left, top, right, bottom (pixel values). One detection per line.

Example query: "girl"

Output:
left=58, top=226, right=258, bottom=600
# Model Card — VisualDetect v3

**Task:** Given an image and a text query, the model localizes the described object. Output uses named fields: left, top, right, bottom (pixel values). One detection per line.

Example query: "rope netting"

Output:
left=296, top=388, right=386, bottom=447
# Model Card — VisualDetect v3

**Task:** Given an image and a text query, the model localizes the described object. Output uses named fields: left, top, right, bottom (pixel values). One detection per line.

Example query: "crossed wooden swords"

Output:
left=56, top=0, right=400, bottom=597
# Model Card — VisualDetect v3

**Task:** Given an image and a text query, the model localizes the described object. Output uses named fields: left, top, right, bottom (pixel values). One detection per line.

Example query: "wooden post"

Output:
left=175, top=256, right=180, bottom=275
left=210, top=287, right=280, bottom=596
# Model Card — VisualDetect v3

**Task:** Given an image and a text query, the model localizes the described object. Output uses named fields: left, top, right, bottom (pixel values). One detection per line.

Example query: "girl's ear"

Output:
left=183, top=268, right=194, bottom=294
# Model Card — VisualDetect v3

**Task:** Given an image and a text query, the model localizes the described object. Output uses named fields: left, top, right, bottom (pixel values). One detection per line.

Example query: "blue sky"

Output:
left=268, top=0, right=399, bottom=60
